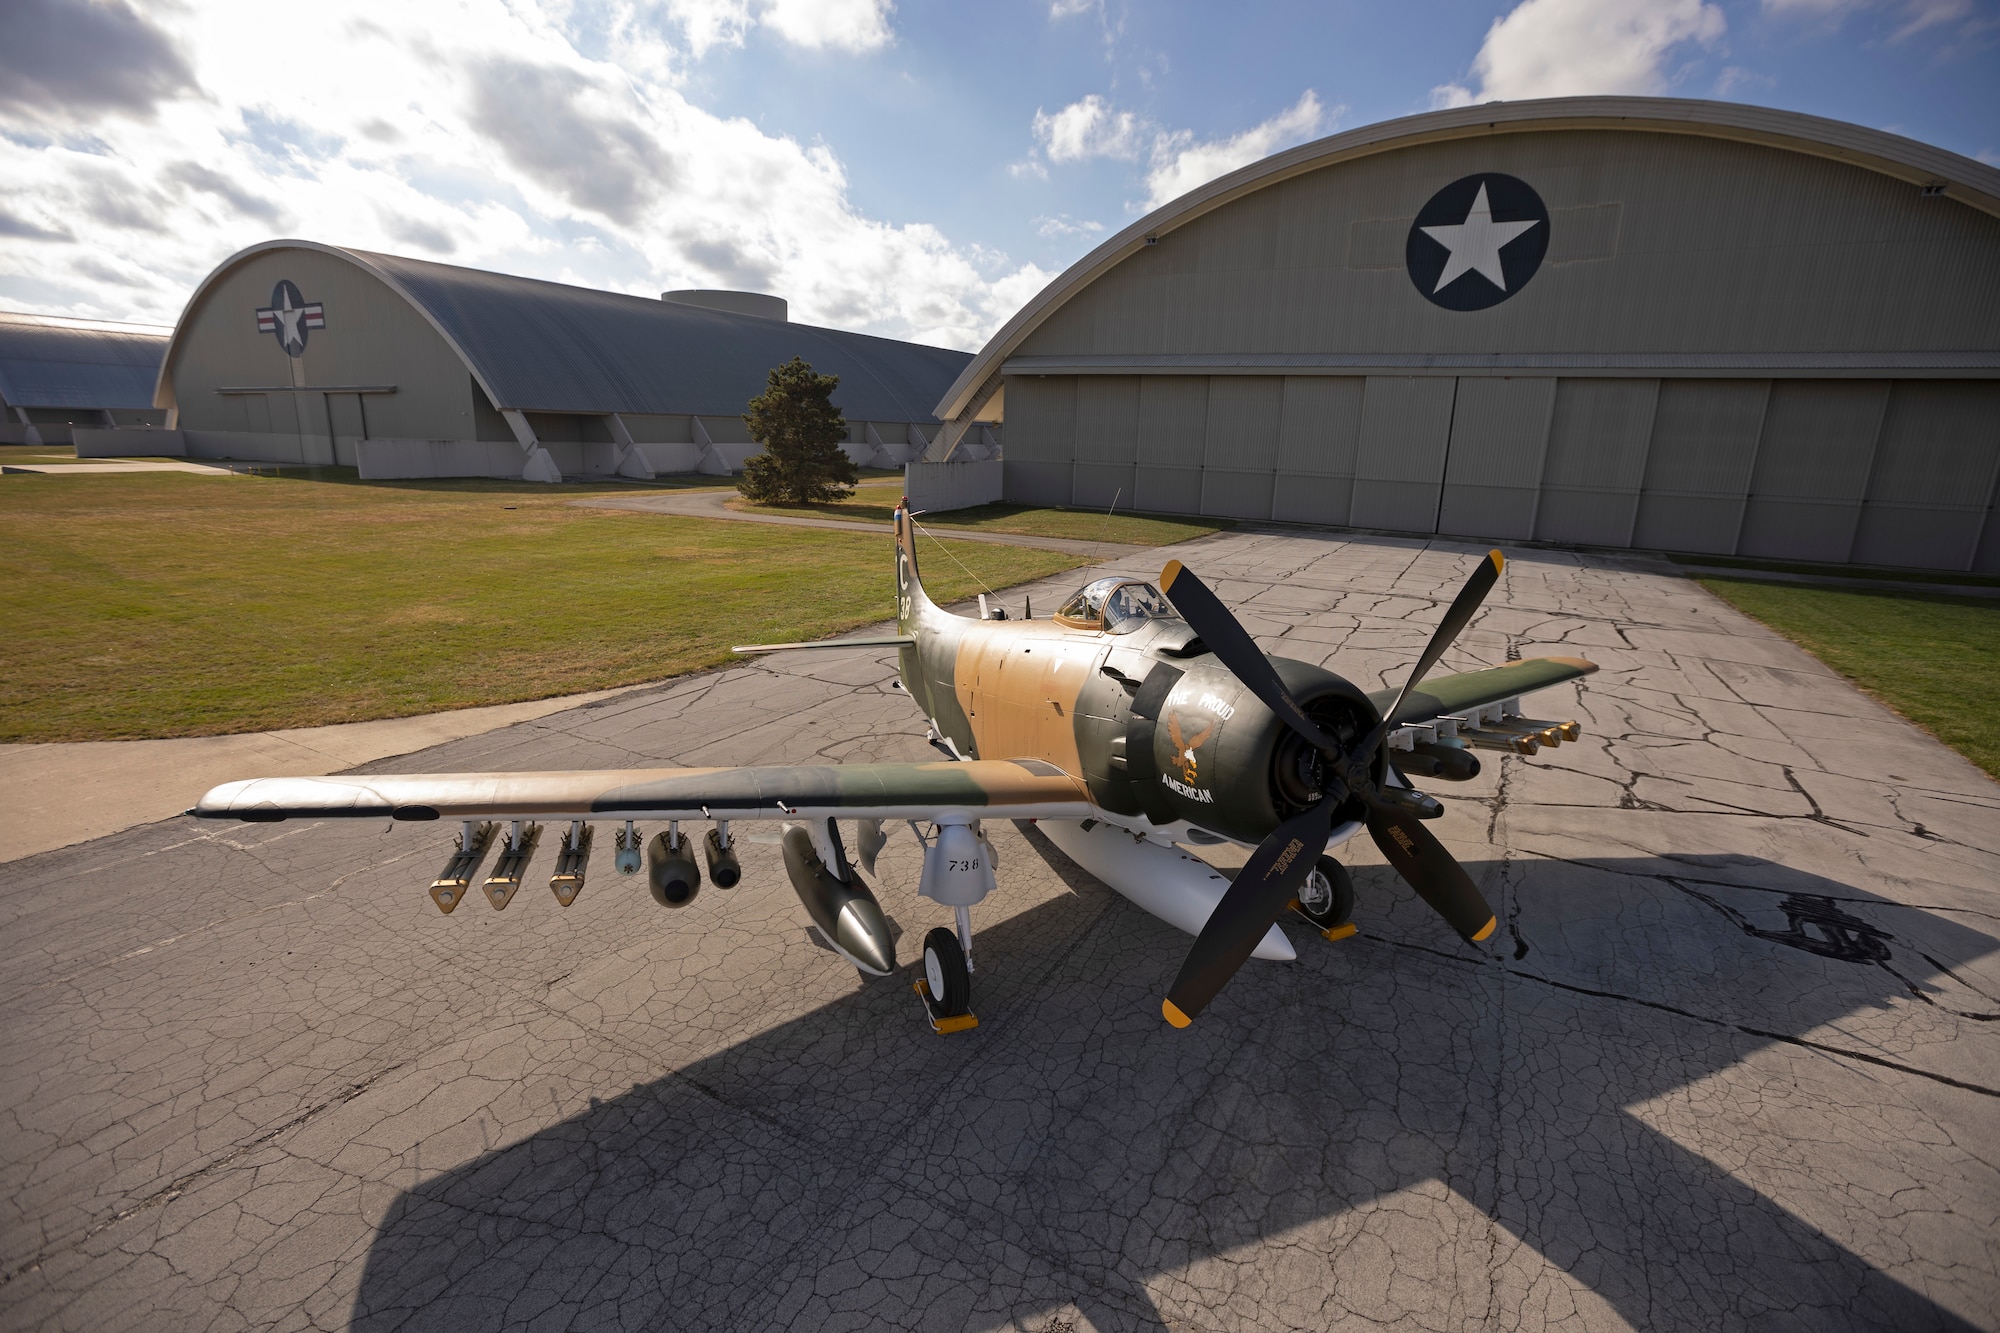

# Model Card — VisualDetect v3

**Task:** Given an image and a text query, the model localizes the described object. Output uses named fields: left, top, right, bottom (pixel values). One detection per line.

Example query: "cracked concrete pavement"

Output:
left=1, top=525, right=1995, bottom=1332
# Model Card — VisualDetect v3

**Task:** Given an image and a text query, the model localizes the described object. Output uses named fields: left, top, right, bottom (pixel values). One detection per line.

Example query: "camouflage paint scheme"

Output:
left=197, top=503, right=1595, bottom=846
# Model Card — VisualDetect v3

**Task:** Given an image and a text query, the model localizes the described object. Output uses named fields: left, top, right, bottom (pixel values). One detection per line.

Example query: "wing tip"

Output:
left=1162, top=998, right=1193, bottom=1028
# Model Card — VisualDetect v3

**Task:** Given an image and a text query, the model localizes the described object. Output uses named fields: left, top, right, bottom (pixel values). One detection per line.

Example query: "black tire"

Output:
left=921, top=927, right=971, bottom=1017
left=1296, top=856, right=1356, bottom=930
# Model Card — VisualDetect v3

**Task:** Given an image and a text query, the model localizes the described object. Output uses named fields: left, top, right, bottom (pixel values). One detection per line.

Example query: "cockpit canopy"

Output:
left=1054, top=577, right=1182, bottom=634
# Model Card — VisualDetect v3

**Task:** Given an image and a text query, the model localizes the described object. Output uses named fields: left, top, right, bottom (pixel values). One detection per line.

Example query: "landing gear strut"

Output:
left=914, top=821, right=992, bottom=1033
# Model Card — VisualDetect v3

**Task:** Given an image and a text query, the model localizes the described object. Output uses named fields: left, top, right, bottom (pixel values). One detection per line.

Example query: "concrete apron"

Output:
left=0, top=685, right=650, bottom=864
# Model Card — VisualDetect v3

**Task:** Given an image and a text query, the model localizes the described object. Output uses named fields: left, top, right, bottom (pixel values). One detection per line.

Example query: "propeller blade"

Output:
left=1159, top=559, right=1339, bottom=751
left=1163, top=797, right=1337, bottom=1027
left=1382, top=549, right=1505, bottom=727
left=1367, top=811, right=1497, bottom=943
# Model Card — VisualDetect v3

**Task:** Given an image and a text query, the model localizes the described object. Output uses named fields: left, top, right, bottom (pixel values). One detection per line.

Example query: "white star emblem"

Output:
left=1419, top=183, right=1540, bottom=295
left=272, top=288, right=305, bottom=350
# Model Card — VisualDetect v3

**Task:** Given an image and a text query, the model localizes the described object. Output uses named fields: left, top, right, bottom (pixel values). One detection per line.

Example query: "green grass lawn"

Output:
left=1673, top=551, right=2000, bottom=590
left=0, top=470, right=1085, bottom=743
left=731, top=493, right=1229, bottom=547
left=1698, top=577, right=2000, bottom=780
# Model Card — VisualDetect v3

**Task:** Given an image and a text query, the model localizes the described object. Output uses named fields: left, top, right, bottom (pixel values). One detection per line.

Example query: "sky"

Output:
left=1, top=0, right=1995, bottom=350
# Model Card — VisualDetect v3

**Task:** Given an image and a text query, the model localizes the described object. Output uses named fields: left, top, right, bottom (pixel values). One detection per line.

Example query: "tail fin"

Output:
left=894, top=497, right=935, bottom=633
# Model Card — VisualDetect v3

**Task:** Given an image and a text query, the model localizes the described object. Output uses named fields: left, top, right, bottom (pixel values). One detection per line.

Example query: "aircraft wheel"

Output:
left=1296, top=856, right=1356, bottom=931
left=921, top=927, right=971, bottom=1017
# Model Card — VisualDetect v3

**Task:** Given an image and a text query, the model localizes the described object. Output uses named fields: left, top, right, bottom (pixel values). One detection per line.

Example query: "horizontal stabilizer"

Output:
left=733, top=633, right=916, bottom=654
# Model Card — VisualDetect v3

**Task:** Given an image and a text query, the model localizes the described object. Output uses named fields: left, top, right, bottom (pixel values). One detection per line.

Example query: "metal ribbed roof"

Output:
left=164, top=243, right=971, bottom=422
left=0, top=311, right=171, bottom=411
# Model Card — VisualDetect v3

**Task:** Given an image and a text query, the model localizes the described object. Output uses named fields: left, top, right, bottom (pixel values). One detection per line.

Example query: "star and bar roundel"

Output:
left=1405, top=173, right=1549, bottom=312
left=255, top=280, right=325, bottom=358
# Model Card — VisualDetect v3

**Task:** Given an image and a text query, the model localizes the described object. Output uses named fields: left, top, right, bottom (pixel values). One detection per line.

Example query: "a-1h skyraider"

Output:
left=194, top=502, right=1596, bottom=1029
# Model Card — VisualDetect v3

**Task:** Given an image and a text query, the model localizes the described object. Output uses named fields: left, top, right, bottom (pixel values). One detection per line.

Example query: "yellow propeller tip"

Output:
left=1471, top=917, right=1498, bottom=942
left=1162, top=999, right=1193, bottom=1028
left=1160, top=559, right=1184, bottom=589
left=1488, top=549, right=1505, bottom=573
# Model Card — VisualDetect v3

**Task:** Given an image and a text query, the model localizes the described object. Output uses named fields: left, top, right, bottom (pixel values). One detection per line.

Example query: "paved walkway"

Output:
left=0, top=459, right=246, bottom=475
left=0, top=685, right=651, bottom=863
left=575, top=487, right=1156, bottom=561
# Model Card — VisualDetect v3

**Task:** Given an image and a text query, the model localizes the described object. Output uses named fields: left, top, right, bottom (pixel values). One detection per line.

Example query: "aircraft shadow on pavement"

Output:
left=351, top=834, right=1996, bottom=1332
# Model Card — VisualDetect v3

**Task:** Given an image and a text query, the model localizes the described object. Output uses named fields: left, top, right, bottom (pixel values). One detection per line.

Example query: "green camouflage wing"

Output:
left=192, top=760, right=1092, bottom=823
left=1367, top=655, right=1597, bottom=724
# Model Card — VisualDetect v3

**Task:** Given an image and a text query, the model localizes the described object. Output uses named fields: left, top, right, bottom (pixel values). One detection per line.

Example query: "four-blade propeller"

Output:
left=1156, top=552, right=1505, bottom=1027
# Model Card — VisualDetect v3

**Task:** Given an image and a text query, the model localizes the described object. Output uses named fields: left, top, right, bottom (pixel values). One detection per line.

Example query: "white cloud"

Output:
left=0, top=0, right=1034, bottom=350
left=760, top=0, right=894, bottom=52
left=1142, top=91, right=1326, bottom=210
left=1035, top=214, right=1105, bottom=238
left=1048, top=0, right=1098, bottom=15
left=1442, top=0, right=1727, bottom=103
left=1033, top=95, right=1146, bottom=163
left=663, top=0, right=891, bottom=55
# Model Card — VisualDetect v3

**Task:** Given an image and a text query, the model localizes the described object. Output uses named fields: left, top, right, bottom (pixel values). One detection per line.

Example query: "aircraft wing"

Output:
left=191, top=759, right=1092, bottom=824
left=732, top=633, right=915, bottom=654
left=1370, top=655, right=1597, bottom=724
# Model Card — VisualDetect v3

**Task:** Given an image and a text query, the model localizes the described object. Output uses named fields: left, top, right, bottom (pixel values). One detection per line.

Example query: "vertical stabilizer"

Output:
left=894, top=499, right=936, bottom=635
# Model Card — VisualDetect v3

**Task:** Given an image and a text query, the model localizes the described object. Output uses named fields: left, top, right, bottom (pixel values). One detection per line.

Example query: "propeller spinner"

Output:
left=1156, top=552, right=1506, bottom=1027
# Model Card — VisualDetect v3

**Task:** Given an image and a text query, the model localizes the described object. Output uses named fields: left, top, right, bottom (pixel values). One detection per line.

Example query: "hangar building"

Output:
left=157, top=241, right=976, bottom=482
left=0, top=312, right=170, bottom=446
left=933, top=97, right=2000, bottom=572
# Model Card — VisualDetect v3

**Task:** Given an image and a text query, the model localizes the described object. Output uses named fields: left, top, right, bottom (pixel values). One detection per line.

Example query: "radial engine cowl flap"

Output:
left=917, top=823, right=997, bottom=907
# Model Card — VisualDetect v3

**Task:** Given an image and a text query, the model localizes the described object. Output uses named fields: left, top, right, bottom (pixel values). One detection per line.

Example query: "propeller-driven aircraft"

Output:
left=193, top=502, right=1595, bottom=1028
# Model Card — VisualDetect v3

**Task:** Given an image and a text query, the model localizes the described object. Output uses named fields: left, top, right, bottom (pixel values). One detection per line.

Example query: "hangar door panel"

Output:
left=1273, top=377, right=1365, bottom=525
left=1535, top=379, right=1657, bottom=547
left=1852, top=380, right=2000, bottom=571
left=1738, top=381, right=1888, bottom=562
left=1072, top=376, right=1139, bottom=509
left=1350, top=377, right=1455, bottom=533
left=1200, top=377, right=1283, bottom=520
left=1135, top=377, right=1207, bottom=515
left=1000, top=376, right=1076, bottom=507
left=1438, top=378, right=1555, bottom=541
left=1633, top=380, right=1770, bottom=555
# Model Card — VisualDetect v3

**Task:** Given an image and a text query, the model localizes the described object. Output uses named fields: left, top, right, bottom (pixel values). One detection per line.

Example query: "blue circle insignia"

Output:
left=1405, top=173, right=1550, bottom=312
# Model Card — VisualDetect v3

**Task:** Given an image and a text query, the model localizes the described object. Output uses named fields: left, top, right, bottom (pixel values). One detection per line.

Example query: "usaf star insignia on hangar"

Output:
left=1405, top=172, right=1550, bottom=311
left=255, top=279, right=326, bottom=357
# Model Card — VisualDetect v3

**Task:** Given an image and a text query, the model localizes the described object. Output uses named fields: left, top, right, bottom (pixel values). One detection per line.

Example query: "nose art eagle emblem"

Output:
left=1167, top=711, right=1215, bottom=786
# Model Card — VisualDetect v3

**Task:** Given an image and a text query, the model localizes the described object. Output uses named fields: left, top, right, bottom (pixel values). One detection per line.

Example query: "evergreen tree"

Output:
left=736, top=357, right=857, bottom=505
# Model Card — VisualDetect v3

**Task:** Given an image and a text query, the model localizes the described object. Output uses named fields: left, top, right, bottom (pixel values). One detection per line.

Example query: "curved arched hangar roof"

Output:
left=939, top=97, right=2000, bottom=573
left=161, top=242, right=968, bottom=425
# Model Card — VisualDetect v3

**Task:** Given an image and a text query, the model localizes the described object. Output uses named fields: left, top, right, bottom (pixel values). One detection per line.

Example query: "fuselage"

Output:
left=893, top=567, right=1380, bottom=851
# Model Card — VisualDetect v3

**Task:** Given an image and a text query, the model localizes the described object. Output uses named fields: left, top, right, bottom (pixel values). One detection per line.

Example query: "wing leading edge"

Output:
left=191, top=759, right=1093, bottom=824
left=1367, top=655, right=1596, bottom=724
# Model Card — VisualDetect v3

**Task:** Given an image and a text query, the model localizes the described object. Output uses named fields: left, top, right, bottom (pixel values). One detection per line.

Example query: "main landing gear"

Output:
left=1294, top=855, right=1358, bottom=941
left=917, top=909, right=976, bottom=1032
left=913, top=821, right=994, bottom=1034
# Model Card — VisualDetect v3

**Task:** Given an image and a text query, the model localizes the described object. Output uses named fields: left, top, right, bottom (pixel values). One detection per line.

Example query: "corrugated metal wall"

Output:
left=993, top=125, right=1999, bottom=570
left=1003, top=370, right=2000, bottom=570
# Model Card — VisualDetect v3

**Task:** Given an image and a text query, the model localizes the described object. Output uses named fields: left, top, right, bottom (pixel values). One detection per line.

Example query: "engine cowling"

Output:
left=1131, top=657, right=1380, bottom=844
